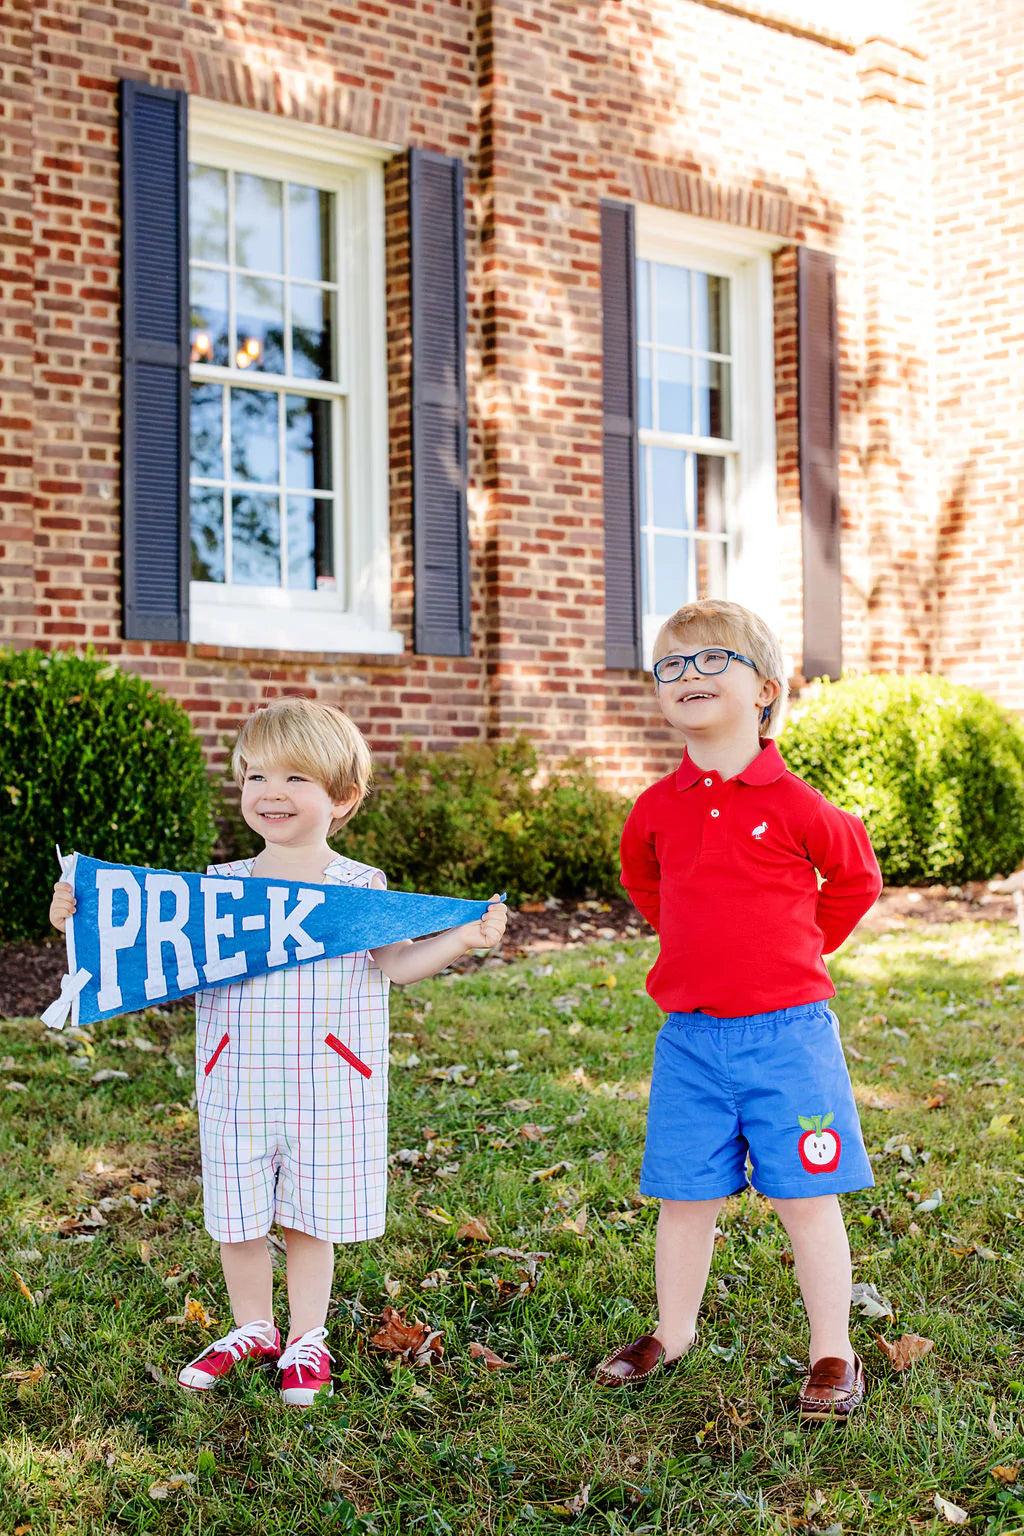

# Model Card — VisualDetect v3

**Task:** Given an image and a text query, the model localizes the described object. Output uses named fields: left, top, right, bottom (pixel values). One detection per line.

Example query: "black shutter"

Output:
left=119, top=79, right=190, bottom=642
left=798, top=246, right=841, bottom=681
left=601, top=200, right=642, bottom=670
left=409, top=147, right=470, bottom=656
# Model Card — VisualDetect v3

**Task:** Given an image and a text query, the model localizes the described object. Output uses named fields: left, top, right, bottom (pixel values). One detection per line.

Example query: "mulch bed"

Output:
left=0, top=884, right=1018, bottom=1022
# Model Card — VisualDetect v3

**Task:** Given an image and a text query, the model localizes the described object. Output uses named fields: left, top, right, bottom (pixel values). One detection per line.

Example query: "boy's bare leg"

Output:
left=769, top=1194, right=854, bottom=1363
left=651, top=1196, right=724, bottom=1360
left=280, top=1227, right=335, bottom=1343
left=219, top=1238, right=275, bottom=1328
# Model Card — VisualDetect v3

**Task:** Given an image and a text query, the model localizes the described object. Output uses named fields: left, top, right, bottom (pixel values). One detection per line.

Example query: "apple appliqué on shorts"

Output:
left=797, top=1113, right=841, bottom=1173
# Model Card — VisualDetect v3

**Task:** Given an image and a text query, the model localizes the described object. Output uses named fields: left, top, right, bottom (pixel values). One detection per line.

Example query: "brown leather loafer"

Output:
left=593, top=1333, right=692, bottom=1388
left=797, top=1353, right=866, bottom=1421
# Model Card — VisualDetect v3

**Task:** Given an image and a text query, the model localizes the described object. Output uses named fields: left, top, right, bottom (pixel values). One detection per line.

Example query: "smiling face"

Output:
left=240, top=759, right=358, bottom=850
left=653, top=628, right=778, bottom=745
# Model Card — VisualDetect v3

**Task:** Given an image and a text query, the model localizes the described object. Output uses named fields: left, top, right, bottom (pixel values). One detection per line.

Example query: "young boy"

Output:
left=595, top=600, right=882, bottom=1421
left=51, top=697, right=507, bottom=1406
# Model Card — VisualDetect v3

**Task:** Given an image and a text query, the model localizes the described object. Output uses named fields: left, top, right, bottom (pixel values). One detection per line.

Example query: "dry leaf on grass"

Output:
left=419, top=1269, right=449, bottom=1290
left=144, top=1361, right=175, bottom=1387
left=986, top=1113, right=1016, bottom=1138
left=990, top=1466, right=1019, bottom=1485
left=456, top=1217, right=491, bottom=1242
left=988, top=1400, right=1009, bottom=1439
left=11, top=1271, right=35, bottom=1306
left=369, top=1306, right=444, bottom=1367
left=530, top=1161, right=572, bottom=1182
left=518, top=1123, right=544, bottom=1142
left=184, top=1296, right=217, bottom=1328
left=149, top=1475, right=196, bottom=1501
left=2, top=1364, right=45, bottom=1385
left=851, top=1282, right=893, bottom=1320
left=127, top=1181, right=160, bottom=1200
left=382, top=1274, right=402, bottom=1299
left=560, top=1206, right=588, bottom=1236
left=933, top=1492, right=968, bottom=1524
left=420, top=1205, right=453, bottom=1226
left=875, top=1332, right=934, bottom=1371
left=469, top=1341, right=514, bottom=1370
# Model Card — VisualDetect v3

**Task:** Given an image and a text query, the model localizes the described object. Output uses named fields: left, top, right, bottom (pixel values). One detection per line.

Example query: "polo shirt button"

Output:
left=703, top=777, right=713, bottom=787
left=710, top=808, right=720, bottom=818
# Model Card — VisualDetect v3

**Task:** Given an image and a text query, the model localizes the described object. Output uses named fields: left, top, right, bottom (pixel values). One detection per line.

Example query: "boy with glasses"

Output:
left=595, top=600, right=882, bottom=1422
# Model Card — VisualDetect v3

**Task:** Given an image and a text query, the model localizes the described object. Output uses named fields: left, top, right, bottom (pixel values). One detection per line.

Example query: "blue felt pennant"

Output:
left=43, top=852, right=502, bottom=1030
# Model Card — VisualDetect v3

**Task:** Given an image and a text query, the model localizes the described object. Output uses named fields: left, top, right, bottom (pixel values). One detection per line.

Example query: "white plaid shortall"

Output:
left=195, top=854, right=390, bottom=1244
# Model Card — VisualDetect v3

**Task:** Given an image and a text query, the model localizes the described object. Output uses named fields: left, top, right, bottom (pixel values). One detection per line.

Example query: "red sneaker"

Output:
left=177, top=1319, right=280, bottom=1392
left=278, top=1326, right=334, bottom=1406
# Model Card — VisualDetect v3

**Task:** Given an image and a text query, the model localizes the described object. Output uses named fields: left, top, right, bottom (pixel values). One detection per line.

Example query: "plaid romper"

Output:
left=195, top=854, right=390, bottom=1244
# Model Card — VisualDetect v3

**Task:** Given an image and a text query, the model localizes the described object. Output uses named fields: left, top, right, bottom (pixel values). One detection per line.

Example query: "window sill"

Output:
left=189, top=587, right=404, bottom=655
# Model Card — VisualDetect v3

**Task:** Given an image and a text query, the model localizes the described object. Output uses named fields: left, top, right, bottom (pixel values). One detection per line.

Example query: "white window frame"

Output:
left=187, top=99, right=402, bottom=655
left=635, top=208, right=781, bottom=669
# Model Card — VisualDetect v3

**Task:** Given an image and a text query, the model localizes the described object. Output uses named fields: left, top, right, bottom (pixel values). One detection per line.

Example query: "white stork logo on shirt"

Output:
left=751, top=820, right=768, bottom=840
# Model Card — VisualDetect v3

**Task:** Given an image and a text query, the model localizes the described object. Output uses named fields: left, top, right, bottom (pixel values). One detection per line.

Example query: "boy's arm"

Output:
left=620, top=802, right=661, bottom=931
left=804, top=798, right=883, bottom=953
left=368, top=874, right=508, bottom=984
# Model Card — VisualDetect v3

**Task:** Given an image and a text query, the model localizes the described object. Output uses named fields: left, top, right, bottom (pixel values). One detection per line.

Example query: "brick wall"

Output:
left=910, top=0, right=1024, bottom=708
left=1, top=0, right=1010, bottom=802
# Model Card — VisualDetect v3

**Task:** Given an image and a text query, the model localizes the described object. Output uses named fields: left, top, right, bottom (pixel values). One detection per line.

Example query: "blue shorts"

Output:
left=640, top=1000, right=874, bottom=1201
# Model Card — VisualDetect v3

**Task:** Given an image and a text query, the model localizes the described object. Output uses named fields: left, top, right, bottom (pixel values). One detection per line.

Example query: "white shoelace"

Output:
left=196, top=1319, right=276, bottom=1364
left=278, top=1326, right=333, bottom=1382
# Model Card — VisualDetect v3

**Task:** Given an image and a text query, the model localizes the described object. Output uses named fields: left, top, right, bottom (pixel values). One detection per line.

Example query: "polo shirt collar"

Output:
left=675, top=739, right=787, bottom=790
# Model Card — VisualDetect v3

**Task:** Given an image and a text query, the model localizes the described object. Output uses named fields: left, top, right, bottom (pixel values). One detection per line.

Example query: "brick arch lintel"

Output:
left=182, top=49, right=411, bottom=144
left=626, top=161, right=822, bottom=245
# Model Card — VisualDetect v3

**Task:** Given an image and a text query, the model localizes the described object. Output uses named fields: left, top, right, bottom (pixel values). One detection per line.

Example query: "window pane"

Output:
left=234, top=174, right=283, bottom=274
left=190, top=486, right=225, bottom=583
left=189, top=165, right=228, bottom=264
left=285, top=396, right=332, bottom=490
left=695, top=454, right=727, bottom=537
left=230, top=388, right=279, bottom=485
left=653, top=533, right=691, bottom=613
left=657, top=350, right=692, bottom=435
left=231, top=492, right=281, bottom=586
left=235, top=275, right=285, bottom=375
left=654, top=263, right=690, bottom=350
left=637, top=346, right=653, bottom=430
left=636, top=259, right=651, bottom=345
left=695, top=358, right=732, bottom=439
left=649, top=447, right=689, bottom=533
left=291, top=284, right=334, bottom=380
left=693, top=273, right=730, bottom=355
left=190, top=384, right=223, bottom=480
left=189, top=267, right=229, bottom=366
left=287, top=496, right=335, bottom=591
left=288, top=184, right=332, bottom=283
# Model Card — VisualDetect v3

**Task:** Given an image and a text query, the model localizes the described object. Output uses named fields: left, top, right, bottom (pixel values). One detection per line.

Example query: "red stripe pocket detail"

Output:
left=325, top=1033, right=372, bottom=1078
left=203, top=1032, right=230, bottom=1076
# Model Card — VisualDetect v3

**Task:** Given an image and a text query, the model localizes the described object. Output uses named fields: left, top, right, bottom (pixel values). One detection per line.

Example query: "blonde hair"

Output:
left=231, top=697, right=373, bottom=833
left=654, top=599, right=788, bottom=737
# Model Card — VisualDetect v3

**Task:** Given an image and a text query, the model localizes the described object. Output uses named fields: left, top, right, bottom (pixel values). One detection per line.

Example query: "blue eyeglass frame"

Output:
left=652, top=648, right=758, bottom=684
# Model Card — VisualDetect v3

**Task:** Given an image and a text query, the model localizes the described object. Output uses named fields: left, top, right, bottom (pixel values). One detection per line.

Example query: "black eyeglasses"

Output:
left=652, top=648, right=758, bottom=684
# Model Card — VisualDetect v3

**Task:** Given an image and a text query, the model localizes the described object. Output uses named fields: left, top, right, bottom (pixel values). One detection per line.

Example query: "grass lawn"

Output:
left=0, top=918, right=1022, bottom=1535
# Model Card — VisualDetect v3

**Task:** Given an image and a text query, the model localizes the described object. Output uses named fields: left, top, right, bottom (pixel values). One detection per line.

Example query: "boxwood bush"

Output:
left=0, top=649, right=216, bottom=942
left=779, top=674, right=1024, bottom=885
left=333, top=736, right=629, bottom=905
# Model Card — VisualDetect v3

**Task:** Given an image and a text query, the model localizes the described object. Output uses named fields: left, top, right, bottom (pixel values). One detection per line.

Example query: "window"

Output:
left=634, top=210, right=779, bottom=665
left=187, top=102, right=400, bottom=654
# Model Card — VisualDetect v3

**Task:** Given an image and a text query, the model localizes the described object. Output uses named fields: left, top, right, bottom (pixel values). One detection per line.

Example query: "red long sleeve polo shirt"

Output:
left=620, top=740, right=883, bottom=1017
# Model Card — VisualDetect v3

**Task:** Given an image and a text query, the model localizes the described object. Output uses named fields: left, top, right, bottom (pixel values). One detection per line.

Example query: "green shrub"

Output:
left=0, top=648, right=216, bottom=942
left=334, top=736, right=629, bottom=904
left=779, top=674, right=1024, bottom=884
